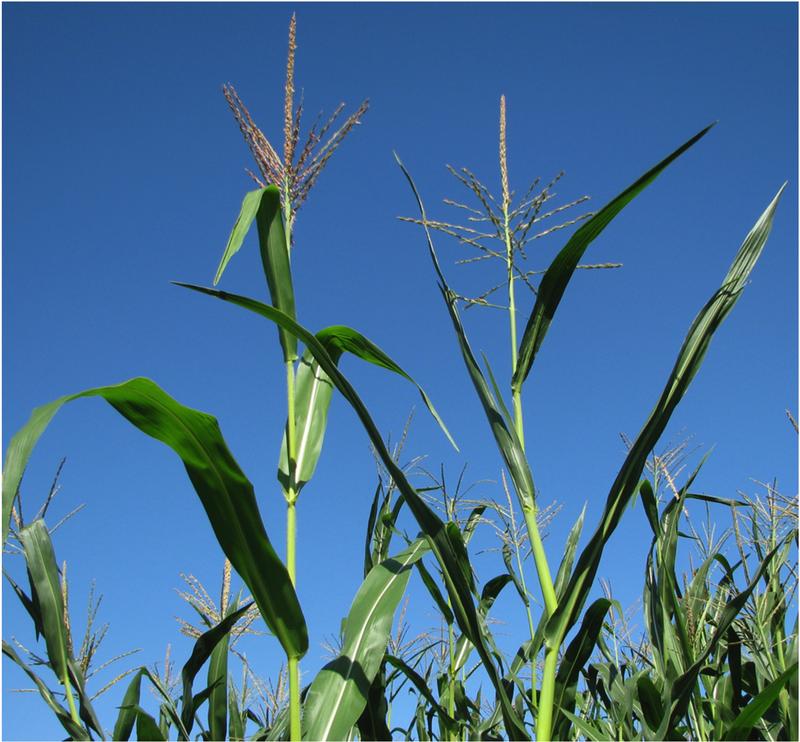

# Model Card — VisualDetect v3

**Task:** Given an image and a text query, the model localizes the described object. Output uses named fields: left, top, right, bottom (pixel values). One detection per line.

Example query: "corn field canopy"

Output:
left=3, top=4, right=797, bottom=742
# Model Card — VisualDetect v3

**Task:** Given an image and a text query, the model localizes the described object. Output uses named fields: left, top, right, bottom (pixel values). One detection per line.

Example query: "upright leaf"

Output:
left=512, top=124, right=715, bottom=392
left=546, top=184, right=785, bottom=649
left=18, top=521, right=71, bottom=683
left=303, top=539, right=429, bottom=741
left=179, top=602, right=252, bottom=734
left=213, top=186, right=297, bottom=361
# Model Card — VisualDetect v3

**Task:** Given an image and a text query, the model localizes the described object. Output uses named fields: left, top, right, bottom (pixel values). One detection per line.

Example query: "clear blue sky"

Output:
left=3, top=3, right=797, bottom=739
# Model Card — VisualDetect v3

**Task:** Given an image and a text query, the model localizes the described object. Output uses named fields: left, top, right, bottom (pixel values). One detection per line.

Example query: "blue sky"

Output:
left=3, top=3, right=797, bottom=739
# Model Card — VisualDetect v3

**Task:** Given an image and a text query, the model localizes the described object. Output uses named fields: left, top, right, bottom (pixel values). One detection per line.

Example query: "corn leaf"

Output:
left=546, top=184, right=785, bottom=649
left=113, top=669, right=145, bottom=741
left=552, top=598, right=613, bottom=740
left=511, top=124, right=715, bottom=393
left=135, top=706, right=167, bottom=741
left=179, top=601, right=252, bottom=734
left=275, top=325, right=456, bottom=494
left=18, top=521, right=71, bottom=683
left=303, top=538, right=429, bottom=741
left=722, top=664, right=798, bottom=741
left=2, top=378, right=307, bottom=660
left=395, top=153, right=536, bottom=516
left=214, top=189, right=264, bottom=285
left=214, top=186, right=297, bottom=362
left=2, top=640, right=89, bottom=741
left=173, top=284, right=530, bottom=740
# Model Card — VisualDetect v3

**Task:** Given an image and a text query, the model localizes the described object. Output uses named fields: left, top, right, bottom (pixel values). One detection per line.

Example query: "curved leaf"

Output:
left=2, top=378, right=307, bottom=660
left=175, top=283, right=530, bottom=740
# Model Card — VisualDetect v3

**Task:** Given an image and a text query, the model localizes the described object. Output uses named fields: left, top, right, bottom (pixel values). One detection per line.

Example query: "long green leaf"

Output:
left=546, top=183, right=785, bottom=649
left=175, top=283, right=530, bottom=740
left=2, top=378, right=307, bottom=660
left=303, top=538, right=429, bottom=741
left=511, top=124, right=715, bottom=393
left=207, top=635, right=228, bottom=742
left=394, top=153, right=536, bottom=516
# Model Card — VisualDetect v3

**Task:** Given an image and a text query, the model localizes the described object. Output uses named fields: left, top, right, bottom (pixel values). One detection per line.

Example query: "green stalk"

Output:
left=503, top=167, right=559, bottom=737
left=447, top=612, right=457, bottom=742
left=63, top=670, right=81, bottom=727
left=282, top=188, right=302, bottom=742
left=537, top=646, right=559, bottom=742
left=513, top=533, right=539, bottom=710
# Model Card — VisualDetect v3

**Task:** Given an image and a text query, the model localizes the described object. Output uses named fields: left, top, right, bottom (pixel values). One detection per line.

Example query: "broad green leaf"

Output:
left=175, top=284, right=530, bottom=740
left=303, top=539, right=429, bottom=740
left=546, top=184, right=785, bottom=649
left=179, top=602, right=252, bottom=734
left=18, top=521, right=71, bottom=683
left=2, top=640, right=89, bottom=741
left=2, top=378, right=307, bottom=660
left=214, top=186, right=297, bottom=362
left=276, top=325, right=456, bottom=494
left=511, top=124, right=715, bottom=393
left=113, top=669, right=145, bottom=741
left=635, top=674, right=664, bottom=734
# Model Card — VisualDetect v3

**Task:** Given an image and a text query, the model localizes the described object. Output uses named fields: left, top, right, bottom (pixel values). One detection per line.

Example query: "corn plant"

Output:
left=3, top=13, right=793, bottom=742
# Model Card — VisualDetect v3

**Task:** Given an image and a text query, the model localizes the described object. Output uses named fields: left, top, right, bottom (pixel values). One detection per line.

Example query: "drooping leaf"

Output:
left=2, top=378, right=307, bottom=660
left=175, top=283, right=530, bottom=740
left=303, top=539, right=429, bottom=741
left=546, top=184, right=785, bottom=649
left=512, top=124, right=715, bottom=393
